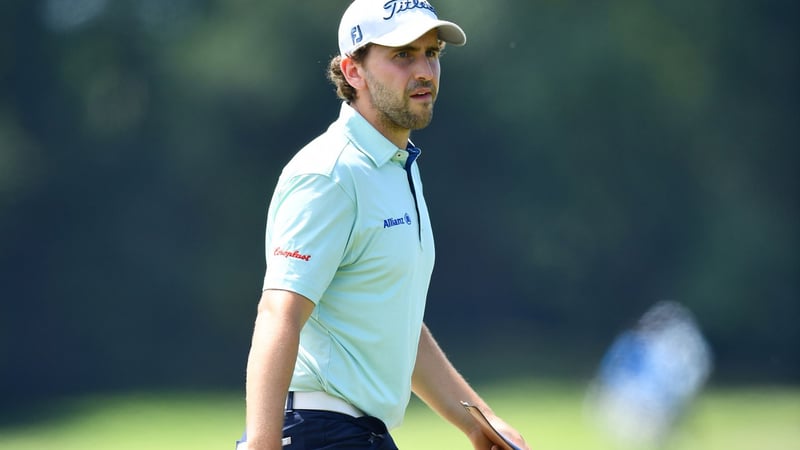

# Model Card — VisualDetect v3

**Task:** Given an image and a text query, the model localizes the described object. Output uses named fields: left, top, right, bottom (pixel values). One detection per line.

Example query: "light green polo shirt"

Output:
left=262, top=103, right=435, bottom=429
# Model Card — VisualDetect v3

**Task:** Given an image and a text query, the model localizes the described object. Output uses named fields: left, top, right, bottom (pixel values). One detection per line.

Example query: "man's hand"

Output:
left=467, top=411, right=529, bottom=450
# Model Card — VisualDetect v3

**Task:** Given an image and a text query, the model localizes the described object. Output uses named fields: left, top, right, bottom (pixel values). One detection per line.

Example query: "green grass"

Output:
left=0, top=380, right=797, bottom=450
left=395, top=380, right=800, bottom=450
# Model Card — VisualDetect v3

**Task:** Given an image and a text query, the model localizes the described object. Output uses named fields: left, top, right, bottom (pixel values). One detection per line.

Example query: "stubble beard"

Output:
left=366, top=73, right=436, bottom=132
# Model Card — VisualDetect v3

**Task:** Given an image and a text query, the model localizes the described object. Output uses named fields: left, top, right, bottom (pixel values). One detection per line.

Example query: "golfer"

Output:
left=238, top=1, right=529, bottom=449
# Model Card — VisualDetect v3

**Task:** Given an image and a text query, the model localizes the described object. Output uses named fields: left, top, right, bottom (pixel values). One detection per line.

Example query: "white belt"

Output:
left=287, top=391, right=364, bottom=417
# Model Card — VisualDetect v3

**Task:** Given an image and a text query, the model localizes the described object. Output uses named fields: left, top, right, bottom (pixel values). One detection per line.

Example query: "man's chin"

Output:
left=410, top=108, right=434, bottom=130
left=411, top=117, right=433, bottom=130
left=380, top=107, right=434, bottom=131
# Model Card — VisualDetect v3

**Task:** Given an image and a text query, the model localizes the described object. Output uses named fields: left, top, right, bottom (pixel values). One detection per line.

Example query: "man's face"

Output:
left=360, top=29, right=442, bottom=132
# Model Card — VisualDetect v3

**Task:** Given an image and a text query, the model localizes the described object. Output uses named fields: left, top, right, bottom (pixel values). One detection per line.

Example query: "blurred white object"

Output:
left=586, top=301, right=713, bottom=447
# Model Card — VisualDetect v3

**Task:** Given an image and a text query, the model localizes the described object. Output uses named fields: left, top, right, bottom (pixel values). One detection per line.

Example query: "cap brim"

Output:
left=437, top=22, right=467, bottom=46
left=372, top=20, right=466, bottom=48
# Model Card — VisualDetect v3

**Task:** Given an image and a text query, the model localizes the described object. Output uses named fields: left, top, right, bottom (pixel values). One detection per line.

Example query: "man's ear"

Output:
left=341, top=56, right=366, bottom=91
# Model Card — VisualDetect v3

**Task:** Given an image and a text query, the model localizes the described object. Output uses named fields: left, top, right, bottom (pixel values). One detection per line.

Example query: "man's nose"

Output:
left=414, top=58, right=435, bottom=80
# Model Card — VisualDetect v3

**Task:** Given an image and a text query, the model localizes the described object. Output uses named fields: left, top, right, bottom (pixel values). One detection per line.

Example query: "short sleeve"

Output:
left=262, top=173, right=355, bottom=303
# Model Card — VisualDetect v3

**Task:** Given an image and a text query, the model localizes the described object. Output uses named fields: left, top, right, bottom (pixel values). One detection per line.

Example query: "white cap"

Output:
left=338, top=0, right=467, bottom=56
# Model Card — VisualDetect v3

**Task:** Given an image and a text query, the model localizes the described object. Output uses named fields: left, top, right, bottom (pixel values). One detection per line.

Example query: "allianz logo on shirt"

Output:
left=384, top=213, right=413, bottom=228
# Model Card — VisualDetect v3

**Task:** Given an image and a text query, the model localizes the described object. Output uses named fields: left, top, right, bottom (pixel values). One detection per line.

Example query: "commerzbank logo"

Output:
left=383, top=213, right=413, bottom=228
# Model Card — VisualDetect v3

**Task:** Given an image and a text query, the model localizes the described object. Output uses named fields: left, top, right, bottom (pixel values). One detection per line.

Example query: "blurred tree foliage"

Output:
left=1, top=0, right=797, bottom=407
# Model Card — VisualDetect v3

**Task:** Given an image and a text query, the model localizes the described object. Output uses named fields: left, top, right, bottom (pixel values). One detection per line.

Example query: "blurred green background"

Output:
left=0, top=382, right=798, bottom=449
left=0, top=0, right=797, bottom=446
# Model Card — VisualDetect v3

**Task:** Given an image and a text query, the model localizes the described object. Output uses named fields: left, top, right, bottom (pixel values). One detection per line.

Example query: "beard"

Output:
left=365, top=72, right=436, bottom=131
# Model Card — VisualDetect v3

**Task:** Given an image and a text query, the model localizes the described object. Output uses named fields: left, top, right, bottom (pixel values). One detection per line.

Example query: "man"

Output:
left=239, top=1, right=529, bottom=449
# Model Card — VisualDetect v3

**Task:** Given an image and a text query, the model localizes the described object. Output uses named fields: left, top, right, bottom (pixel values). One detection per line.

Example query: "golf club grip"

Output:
left=461, top=402, right=521, bottom=450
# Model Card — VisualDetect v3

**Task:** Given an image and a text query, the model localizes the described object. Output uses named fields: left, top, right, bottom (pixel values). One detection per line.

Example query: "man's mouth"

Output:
left=410, top=89, right=433, bottom=100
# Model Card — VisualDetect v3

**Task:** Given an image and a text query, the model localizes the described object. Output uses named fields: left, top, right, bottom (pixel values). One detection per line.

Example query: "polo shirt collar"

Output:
left=336, top=103, right=419, bottom=168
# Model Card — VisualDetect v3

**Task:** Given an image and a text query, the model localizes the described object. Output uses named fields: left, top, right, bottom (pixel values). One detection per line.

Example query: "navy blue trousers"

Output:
left=237, top=410, right=398, bottom=450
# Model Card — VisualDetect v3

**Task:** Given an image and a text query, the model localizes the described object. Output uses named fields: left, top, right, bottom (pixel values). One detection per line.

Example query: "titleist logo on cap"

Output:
left=383, top=0, right=437, bottom=20
left=338, top=0, right=466, bottom=56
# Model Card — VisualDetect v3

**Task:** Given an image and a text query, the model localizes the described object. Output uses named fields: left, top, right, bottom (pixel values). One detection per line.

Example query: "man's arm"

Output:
left=245, top=289, right=315, bottom=450
left=411, top=323, right=530, bottom=450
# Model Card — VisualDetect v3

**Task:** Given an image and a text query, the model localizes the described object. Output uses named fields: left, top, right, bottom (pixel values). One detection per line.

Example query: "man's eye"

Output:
left=396, top=51, right=408, bottom=58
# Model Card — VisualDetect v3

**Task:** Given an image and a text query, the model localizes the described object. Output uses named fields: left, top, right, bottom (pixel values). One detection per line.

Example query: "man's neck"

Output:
left=349, top=102, right=410, bottom=149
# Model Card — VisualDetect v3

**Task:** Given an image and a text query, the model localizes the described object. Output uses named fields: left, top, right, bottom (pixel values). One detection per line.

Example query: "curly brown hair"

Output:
left=326, top=45, right=371, bottom=103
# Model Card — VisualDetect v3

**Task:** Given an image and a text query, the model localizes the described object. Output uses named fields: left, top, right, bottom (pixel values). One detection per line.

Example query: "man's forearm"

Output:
left=411, top=323, right=530, bottom=450
left=411, top=323, right=490, bottom=436
left=245, top=290, right=314, bottom=450
left=245, top=317, right=298, bottom=449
